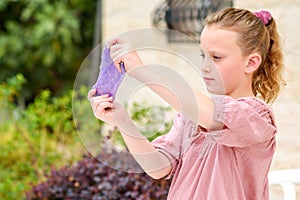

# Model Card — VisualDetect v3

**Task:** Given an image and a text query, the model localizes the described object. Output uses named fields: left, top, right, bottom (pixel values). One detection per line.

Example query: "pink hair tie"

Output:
left=253, top=10, right=272, bottom=25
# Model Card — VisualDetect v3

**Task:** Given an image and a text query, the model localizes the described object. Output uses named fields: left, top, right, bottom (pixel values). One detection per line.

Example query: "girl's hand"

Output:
left=107, top=37, right=144, bottom=73
left=87, top=89, right=130, bottom=127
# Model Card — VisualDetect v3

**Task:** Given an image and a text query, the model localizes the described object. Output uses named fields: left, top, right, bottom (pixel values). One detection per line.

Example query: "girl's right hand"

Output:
left=87, top=89, right=130, bottom=127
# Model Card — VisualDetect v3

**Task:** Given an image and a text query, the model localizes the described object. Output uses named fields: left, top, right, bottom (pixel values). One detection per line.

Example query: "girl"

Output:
left=88, top=8, right=285, bottom=199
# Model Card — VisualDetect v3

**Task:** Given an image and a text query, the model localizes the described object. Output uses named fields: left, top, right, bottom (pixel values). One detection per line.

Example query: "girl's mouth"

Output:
left=203, top=77, right=214, bottom=82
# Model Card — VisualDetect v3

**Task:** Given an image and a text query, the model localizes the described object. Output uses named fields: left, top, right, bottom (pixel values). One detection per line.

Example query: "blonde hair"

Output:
left=204, top=8, right=286, bottom=103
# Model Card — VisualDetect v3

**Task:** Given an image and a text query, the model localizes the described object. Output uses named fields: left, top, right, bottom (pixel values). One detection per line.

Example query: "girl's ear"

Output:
left=245, top=53, right=262, bottom=74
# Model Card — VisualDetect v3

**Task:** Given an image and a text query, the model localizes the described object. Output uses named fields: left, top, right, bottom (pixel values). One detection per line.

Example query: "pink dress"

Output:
left=152, top=95, right=277, bottom=200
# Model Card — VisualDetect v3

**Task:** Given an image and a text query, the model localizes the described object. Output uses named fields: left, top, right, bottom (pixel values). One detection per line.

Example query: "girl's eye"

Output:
left=213, top=55, right=221, bottom=60
left=200, top=53, right=205, bottom=62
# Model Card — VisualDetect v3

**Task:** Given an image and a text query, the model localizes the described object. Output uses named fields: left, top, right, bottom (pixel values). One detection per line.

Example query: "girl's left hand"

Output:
left=107, top=37, right=144, bottom=73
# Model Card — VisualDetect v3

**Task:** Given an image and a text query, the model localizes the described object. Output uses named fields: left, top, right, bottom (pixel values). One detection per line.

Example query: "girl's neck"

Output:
left=226, top=88, right=255, bottom=99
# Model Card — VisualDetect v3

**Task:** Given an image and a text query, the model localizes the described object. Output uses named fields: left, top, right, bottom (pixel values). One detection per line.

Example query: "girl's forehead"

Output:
left=200, top=26, right=239, bottom=51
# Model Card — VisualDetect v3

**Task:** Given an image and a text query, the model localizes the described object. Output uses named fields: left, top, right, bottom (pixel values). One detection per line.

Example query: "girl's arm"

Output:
left=88, top=90, right=171, bottom=179
left=129, top=66, right=216, bottom=129
left=108, top=39, right=222, bottom=130
left=117, top=115, right=172, bottom=179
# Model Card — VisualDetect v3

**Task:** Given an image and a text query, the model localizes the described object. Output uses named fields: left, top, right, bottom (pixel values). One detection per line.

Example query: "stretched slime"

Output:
left=92, top=46, right=126, bottom=98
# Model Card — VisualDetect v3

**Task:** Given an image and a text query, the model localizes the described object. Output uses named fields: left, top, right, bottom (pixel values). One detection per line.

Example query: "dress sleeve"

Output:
left=151, top=112, right=184, bottom=178
left=211, top=95, right=277, bottom=147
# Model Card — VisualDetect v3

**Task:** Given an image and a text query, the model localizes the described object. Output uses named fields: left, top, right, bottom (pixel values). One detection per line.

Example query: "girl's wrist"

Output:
left=125, top=56, right=144, bottom=79
left=127, top=64, right=146, bottom=82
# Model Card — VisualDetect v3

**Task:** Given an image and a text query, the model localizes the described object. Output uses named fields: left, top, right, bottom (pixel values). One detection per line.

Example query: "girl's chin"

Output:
left=205, top=87, right=226, bottom=95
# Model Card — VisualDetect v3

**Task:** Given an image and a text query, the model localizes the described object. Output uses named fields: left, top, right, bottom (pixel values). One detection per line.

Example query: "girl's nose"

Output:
left=200, top=62, right=211, bottom=73
left=201, top=66, right=211, bottom=73
left=200, top=57, right=214, bottom=73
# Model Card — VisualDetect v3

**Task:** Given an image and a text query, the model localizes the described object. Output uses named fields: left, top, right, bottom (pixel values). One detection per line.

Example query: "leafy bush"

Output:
left=0, top=0, right=96, bottom=101
left=1, top=74, right=174, bottom=199
left=26, top=107, right=173, bottom=200
left=26, top=89, right=174, bottom=199
left=0, top=74, right=86, bottom=200
left=26, top=148, right=171, bottom=200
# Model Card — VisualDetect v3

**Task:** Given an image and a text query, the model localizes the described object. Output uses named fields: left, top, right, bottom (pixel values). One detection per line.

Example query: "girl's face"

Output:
left=199, top=25, right=250, bottom=98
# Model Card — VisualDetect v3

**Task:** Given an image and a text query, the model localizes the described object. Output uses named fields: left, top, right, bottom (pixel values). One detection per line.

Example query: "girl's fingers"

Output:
left=110, top=43, right=134, bottom=73
left=89, top=94, right=112, bottom=109
left=107, top=37, right=127, bottom=48
left=109, top=44, right=125, bottom=73
left=110, top=49, right=124, bottom=72
left=93, top=95, right=113, bottom=104
left=98, top=94, right=110, bottom=99
left=96, top=101, right=113, bottom=112
left=87, top=89, right=96, bottom=101
left=110, top=51, right=123, bottom=62
left=88, top=91, right=109, bottom=102
left=93, top=98, right=114, bottom=120
left=110, top=44, right=125, bottom=59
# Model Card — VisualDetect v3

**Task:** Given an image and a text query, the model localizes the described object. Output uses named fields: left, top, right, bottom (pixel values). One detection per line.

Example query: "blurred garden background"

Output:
left=0, top=1, right=172, bottom=199
left=1, top=0, right=299, bottom=199
left=0, top=0, right=97, bottom=199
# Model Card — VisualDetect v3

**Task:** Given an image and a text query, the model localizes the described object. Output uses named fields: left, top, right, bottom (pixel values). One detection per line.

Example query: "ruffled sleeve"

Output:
left=211, top=95, right=277, bottom=147
left=151, top=113, right=185, bottom=178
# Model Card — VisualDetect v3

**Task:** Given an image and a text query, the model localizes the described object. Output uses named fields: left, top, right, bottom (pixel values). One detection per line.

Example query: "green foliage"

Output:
left=129, top=102, right=173, bottom=141
left=94, top=102, right=174, bottom=150
left=0, top=74, right=174, bottom=199
left=0, top=0, right=96, bottom=101
left=0, top=74, right=86, bottom=200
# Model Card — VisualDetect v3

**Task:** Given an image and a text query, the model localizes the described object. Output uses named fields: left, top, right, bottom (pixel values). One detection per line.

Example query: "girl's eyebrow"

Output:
left=200, top=47, right=223, bottom=56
